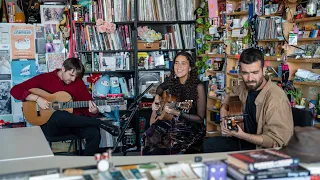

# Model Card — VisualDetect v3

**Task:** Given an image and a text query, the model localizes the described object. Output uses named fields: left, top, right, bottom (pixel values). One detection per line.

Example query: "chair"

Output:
left=45, top=134, right=83, bottom=156
left=292, top=107, right=313, bottom=127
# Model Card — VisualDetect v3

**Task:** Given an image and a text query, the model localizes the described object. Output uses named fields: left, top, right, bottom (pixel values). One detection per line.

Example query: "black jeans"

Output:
left=41, top=110, right=101, bottom=156
left=203, top=136, right=256, bottom=153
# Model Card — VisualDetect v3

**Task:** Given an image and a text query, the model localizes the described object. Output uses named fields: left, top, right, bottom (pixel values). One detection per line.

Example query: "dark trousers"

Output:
left=41, top=110, right=101, bottom=156
left=203, top=136, right=256, bottom=153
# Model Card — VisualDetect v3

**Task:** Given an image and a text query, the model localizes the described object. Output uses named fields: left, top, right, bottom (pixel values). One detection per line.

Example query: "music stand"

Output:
left=112, top=83, right=154, bottom=156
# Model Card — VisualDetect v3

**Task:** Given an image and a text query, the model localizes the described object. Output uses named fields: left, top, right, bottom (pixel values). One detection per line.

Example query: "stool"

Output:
left=45, top=134, right=83, bottom=156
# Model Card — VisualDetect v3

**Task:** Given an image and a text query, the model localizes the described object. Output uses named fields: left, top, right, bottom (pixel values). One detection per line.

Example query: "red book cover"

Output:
left=227, top=149, right=300, bottom=172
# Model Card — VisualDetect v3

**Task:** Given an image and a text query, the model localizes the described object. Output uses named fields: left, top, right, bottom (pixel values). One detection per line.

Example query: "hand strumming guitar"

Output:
left=164, top=106, right=180, bottom=116
left=36, top=96, right=50, bottom=110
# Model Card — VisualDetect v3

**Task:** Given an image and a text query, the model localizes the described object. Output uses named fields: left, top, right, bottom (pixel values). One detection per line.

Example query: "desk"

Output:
left=0, top=153, right=227, bottom=175
left=0, top=126, right=53, bottom=162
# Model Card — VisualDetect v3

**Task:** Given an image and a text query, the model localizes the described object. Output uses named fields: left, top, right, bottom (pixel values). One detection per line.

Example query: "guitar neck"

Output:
left=60, top=100, right=116, bottom=109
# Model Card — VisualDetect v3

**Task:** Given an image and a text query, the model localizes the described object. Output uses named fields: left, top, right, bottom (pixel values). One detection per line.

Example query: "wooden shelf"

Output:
left=206, top=69, right=224, bottom=74
left=227, top=54, right=240, bottom=59
left=289, top=16, right=320, bottom=23
left=207, top=40, right=224, bottom=43
left=293, top=81, right=320, bottom=87
left=206, top=131, right=222, bottom=137
left=264, top=56, right=282, bottom=61
left=226, top=11, right=248, bottom=16
left=259, top=13, right=282, bottom=18
left=287, top=58, right=320, bottom=63
left=208, top=96, right=222, bottom=101
left=207, top=120, right=220, bottom=126
left=227, top=72, right=239, bottom=77
left=297, top=38, right=320, bottom=42
left=208, top=109, right=220, bottom=114
left=198, top=54, right=225, bottom=58
left=257, top=39, right=284, bottom=42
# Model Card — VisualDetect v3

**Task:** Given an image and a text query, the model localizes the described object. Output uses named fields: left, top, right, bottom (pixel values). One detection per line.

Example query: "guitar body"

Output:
left=22, top=88, right=73, bottom=126
left=225, top=96, right=244, bottom=131
left=157, top=91, right=177, bottom=121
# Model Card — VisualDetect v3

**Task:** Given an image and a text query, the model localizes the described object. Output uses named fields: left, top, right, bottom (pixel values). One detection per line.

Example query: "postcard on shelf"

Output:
left=100, top=56, right=116, bottom=71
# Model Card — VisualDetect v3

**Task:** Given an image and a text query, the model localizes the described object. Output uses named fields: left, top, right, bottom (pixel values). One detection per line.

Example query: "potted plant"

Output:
left=286, top=88, right=304, bottom=109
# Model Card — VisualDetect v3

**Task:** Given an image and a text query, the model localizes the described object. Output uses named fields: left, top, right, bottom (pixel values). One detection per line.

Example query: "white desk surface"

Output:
left=0, top=152, right=228, bottom=175
left=0, top=126, right=53, bottom=162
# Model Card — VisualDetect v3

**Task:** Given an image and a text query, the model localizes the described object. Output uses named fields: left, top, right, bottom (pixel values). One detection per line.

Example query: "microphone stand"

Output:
left=112, top=83, right=154, bottom=156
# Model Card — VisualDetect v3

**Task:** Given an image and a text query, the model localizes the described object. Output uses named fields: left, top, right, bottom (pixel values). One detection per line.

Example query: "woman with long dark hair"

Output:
left=142, top=51, right=206, bottom=155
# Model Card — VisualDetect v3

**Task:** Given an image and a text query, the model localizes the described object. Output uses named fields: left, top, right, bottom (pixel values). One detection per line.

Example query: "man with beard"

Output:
left=203, top=48, right=293, bottom=152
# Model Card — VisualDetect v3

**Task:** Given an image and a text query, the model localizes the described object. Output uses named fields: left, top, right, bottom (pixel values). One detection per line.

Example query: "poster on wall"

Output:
left=40, top=5, right=65, bottom=24
left=46, top=53, right=65, bottom=72
left=0, top=24, right=10, bottom=44
left=0, top=45, right=11, bottom=80
left=0, top=81, right=12, bottom=115
left=36, top=54, right=48, bottom=74
left=11, top=60, right=37, bottom=102
left=11, top=26, right=35, bottom=59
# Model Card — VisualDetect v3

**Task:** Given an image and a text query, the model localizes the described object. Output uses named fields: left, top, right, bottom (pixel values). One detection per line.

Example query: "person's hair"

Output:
left=239, top=48, right=264, bottom=68
left=62, top=57, right=85, bottom=78
left=167, top=51, right=201, bottom=103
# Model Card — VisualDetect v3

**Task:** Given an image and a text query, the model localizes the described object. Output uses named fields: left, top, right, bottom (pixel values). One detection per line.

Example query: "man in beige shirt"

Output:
left=203, top=48, right=294, bottom=152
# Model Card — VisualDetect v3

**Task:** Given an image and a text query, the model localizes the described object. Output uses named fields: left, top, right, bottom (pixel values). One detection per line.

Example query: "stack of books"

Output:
left=226, top=149, right=310, bottom=180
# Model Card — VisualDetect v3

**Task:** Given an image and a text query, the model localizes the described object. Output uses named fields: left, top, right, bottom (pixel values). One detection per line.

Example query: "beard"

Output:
left=244, top=77, right=263, bottom=91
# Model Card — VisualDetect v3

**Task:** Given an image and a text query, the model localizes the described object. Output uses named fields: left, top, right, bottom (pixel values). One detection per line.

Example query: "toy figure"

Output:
left=93, top=74, right=110, bottom=97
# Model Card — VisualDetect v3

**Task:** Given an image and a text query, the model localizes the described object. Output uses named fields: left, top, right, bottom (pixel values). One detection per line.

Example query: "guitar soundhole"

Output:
left=51, top=102, right=60, bottom=110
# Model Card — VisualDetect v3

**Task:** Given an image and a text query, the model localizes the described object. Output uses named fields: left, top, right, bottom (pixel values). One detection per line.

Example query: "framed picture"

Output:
left=40, top=5, right=65, bottom=24
left=160, top=40, right=168, bottom=49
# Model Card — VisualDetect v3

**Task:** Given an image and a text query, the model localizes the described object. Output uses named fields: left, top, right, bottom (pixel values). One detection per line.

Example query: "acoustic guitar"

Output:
left=224, top=96, right=245, bottom=132
left=152, top=91, right=193, bottom=121
left=22, top=88, right=124, bottom=126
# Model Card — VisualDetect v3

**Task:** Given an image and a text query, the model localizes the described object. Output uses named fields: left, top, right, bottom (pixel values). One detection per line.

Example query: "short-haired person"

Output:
left=203, top=48, right=294, bottom=152
left=10, top=58, right=120, bottom=155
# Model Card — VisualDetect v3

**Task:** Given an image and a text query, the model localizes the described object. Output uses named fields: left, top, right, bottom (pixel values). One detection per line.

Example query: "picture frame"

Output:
left=40, top=5, right=65, bottom=24
left=160, top=40, right=168, bottom=49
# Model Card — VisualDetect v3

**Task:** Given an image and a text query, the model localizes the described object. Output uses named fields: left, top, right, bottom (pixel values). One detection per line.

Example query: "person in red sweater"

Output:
left=10, top=58, right=120, bottom=156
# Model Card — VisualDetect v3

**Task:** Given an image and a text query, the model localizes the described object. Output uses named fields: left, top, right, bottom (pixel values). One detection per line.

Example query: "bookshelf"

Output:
left=71, top=0, right=197, bottom=149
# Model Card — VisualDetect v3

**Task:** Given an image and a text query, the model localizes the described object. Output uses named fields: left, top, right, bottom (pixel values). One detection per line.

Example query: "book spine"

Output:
left=249, top=158, right=300, bottom=172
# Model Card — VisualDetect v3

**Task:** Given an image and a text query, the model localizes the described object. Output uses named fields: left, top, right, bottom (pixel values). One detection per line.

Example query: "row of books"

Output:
left=74, top=24, right=132, bottom=51
left=73, top=0, right=135, bottom=23
left=255, top=17, right=283, bottom=40
left=164, top=24, right=195, bottom=49
left=226, top=149, right=310, bottom=179
left=138, top=0, right=196, bottom=21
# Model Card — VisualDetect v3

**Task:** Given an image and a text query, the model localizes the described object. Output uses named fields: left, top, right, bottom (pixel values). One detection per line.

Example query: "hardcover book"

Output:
left=227, top=162, right=310, bottom=180
left=227, top=149, right=300, bottom=172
